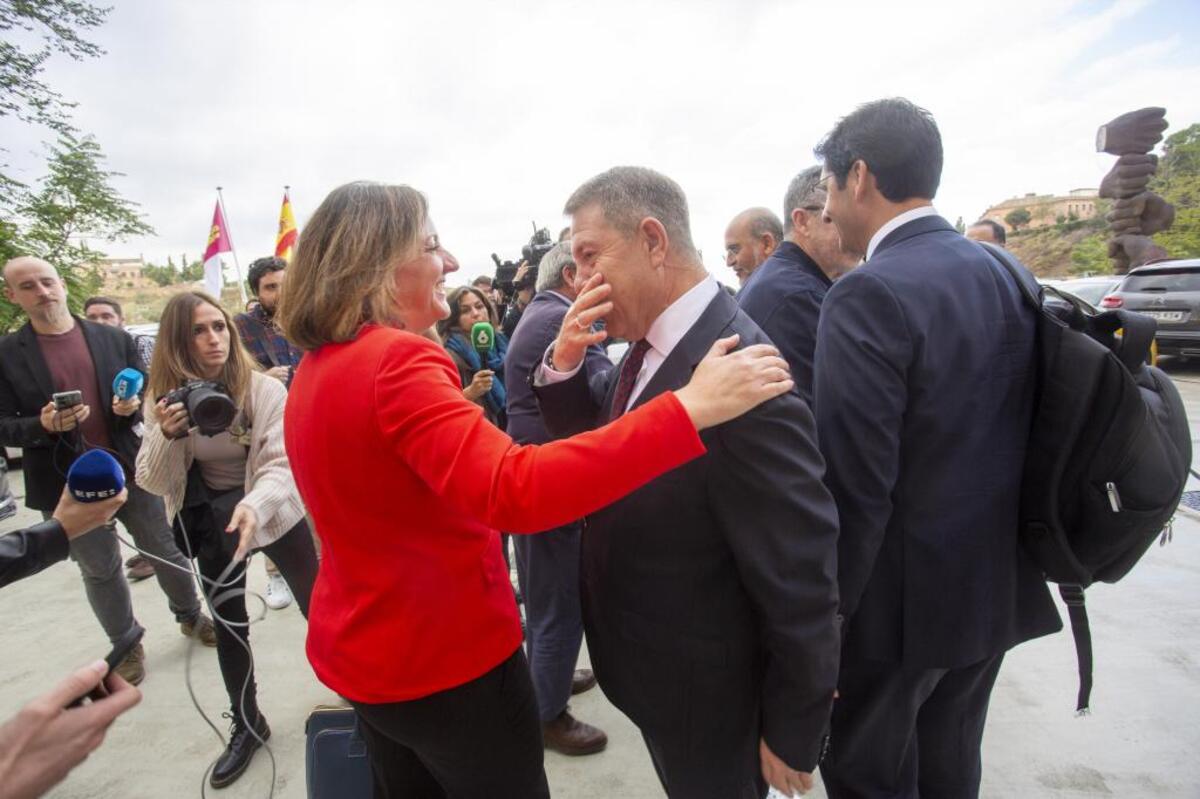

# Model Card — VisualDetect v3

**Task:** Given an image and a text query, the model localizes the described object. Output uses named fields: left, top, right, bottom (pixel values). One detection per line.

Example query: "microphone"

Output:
left=471, top=322, right=495, bottom=360
left=112, top=368, right=144, bottom=401
left=66, top=449, right=126, bottom=502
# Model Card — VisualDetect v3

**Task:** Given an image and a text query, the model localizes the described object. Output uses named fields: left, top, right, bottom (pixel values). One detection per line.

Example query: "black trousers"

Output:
left=350, top=647, right=549, bottom=799
left=821, top=653, right=1005, bottom=799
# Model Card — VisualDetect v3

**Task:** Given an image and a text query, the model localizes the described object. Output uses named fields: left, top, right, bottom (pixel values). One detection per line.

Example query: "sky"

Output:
left=3, top=0, right=1200, bottom=288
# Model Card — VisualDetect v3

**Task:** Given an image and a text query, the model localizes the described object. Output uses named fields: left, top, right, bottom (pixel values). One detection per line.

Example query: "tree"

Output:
left=1150, top=123, right=1200, bottom=259
left=1069, top=233, right=1110, bottom=276
left=0, top=134, right=153, bottom=332
left=954, top=216, right=965, bottom=234
left=1005, top=207, right=1032, bottom=232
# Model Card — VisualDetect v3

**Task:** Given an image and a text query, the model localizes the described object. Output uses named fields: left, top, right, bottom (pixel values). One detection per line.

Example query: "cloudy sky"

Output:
left=4, top=0, right=1200, bottom=287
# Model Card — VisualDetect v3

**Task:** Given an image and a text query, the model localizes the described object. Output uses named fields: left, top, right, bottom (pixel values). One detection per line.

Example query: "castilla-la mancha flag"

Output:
left=202, top=201, right=233, bottom=299
left=275, top=190, right=298, bottom=261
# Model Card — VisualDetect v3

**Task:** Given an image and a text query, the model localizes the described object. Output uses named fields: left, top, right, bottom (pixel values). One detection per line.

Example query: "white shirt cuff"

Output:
left=533, top=345, right=584, bottom=386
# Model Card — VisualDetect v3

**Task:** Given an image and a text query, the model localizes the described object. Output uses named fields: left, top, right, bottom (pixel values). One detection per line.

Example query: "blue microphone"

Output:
left=112, top=368, right=144, bottom=401
left=66, top=449, right=126, bottom=502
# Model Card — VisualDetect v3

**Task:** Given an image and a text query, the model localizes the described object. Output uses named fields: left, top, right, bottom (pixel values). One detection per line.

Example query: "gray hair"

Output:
left=783, top=166, right=824, bottom=226
left=536, top=241, right=576, bottom=293
left=563, top=166, right=697, bottom=257
left=740, top=208, right=784, bottom=243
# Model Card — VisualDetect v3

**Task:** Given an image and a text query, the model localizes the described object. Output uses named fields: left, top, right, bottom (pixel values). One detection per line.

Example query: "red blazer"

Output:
left=284, top=325, right=705, bottom=703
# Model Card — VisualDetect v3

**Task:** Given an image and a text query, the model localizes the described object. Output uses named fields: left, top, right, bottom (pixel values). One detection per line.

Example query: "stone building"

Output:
left=95, top=256, right=151, bottom=290
left=980, top=188, right=1100, bottom=232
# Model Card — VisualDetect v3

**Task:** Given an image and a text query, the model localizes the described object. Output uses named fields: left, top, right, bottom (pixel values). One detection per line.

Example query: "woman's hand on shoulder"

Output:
left=674, top=334, right=793, bottom=431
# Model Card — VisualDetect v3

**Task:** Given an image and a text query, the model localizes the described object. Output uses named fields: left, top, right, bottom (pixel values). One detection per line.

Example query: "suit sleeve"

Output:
left=532, top=356, right=608, bottom=438
left=756, top=290, right=824, bottom=406
left=375, top=336, right=704, bottom=534
left=0, top=364, right=52, bottom=449
left=0, top=520, right=70, bottom=589
left=709, top=392, right=841, bottom=771
left=814, top=270, right=911, bottom=623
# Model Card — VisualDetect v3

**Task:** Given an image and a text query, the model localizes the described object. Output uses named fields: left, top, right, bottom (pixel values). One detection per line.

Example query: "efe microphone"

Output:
left=66, top=449, right=126, bottom=502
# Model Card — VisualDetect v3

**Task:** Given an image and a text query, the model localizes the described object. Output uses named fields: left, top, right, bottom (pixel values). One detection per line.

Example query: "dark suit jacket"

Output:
left=0, top=317, right=143, bottom=511
left=737, top=241, right=832, bottom=405
left=536, top=288, right=841, bottom=785
left=814, top=215, right=1061, bottom=669
left=504, top=290, right=613, bottom=445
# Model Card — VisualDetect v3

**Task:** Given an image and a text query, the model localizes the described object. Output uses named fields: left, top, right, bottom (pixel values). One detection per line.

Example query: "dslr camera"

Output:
left=491, top=223, right=555, bottom=299
left=162, top=380, right=237, bottom=436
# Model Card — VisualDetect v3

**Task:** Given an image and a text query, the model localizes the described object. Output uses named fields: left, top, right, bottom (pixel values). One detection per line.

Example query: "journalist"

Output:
left=437, top=286, right=509, bottom=428
left=135, top=291, right=319, bottom=789
left=276, top=181, right=793, bottom=797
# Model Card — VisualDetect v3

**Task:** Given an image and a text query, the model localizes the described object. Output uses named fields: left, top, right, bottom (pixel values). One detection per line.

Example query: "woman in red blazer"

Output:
left=277, top=181, right=792, bottom=797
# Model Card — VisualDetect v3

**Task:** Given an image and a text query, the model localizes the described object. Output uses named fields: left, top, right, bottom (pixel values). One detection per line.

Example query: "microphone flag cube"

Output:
left=112, top=368, right=144, bottom=401
left=66, top=449, right=126, bottom=502
left=471, top=322, right=495, bottom=358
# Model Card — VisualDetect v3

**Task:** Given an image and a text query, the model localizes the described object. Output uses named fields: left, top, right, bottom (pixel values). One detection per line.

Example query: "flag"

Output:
left=202, top=200, right=233, bottom=299
left=275, top=190, right=298, bottom=261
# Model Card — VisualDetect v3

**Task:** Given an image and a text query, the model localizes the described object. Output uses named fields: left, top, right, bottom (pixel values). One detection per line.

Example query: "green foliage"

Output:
left=1150, top=123, right=1200, bottom=259
left=143, top=255, right=204, bottom=287
left=1069, top=233, right=1111, bottom=276
left=954, top=216, right=965, bottom=234
left=0, top=134, right=153, bottom=332
left=1005, top=207, right=1032, bottom=231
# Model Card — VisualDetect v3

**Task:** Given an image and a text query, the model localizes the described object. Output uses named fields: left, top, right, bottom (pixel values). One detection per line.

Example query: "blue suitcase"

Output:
left=305, top=706, right=372, bottom=798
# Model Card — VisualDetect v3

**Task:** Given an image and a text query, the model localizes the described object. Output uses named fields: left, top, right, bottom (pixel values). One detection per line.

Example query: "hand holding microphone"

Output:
left=464, top=370, right=495, bottom=401
left=111, top=368, right=143, bottom=417
left=60, top=449, right=130, bottom=538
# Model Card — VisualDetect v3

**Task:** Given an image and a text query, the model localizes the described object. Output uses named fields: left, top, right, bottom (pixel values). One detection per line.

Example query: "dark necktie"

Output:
left=609, top=340, right=652, bottom=422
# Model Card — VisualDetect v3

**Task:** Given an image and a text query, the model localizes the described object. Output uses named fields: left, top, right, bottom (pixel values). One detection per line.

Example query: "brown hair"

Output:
left=147, top=291, right=257, bottom=408
left=436, top=286, right=497, bottom=341
left=275, top=182, right=428, bottom=349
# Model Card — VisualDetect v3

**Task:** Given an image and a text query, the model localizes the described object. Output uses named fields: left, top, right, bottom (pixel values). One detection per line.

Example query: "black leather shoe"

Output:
left=210, top=712, right=271, bottom=788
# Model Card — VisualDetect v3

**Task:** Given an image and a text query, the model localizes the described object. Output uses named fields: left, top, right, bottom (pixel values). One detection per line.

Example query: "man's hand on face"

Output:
left=551, top=273, right=612, bottom=373
left=40, top=402, right=90, bottom=433
left=111, top=395, right=141, bottom=417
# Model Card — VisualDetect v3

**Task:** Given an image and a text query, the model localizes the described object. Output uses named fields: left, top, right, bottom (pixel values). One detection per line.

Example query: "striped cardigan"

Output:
left=135, top=371, right=306, bottom=548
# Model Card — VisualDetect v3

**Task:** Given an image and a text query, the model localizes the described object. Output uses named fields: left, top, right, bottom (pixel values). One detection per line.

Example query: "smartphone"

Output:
left=52, top=390, right=83, bottom=411
left=64, top=626, right=144, bottom=708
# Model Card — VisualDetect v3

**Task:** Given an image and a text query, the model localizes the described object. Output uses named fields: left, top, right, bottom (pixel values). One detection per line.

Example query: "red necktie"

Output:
left=609, top=340, right=652, bottom=422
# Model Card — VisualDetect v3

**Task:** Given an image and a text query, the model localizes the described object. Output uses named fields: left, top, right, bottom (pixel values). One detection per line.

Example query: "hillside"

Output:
left=1005, top=219, right=1111, bottom=279
left=103, top=282, right=248, bottom=326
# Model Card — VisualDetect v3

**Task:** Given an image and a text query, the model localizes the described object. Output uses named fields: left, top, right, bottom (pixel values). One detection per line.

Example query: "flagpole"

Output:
left=216, top=186, right=248, bottom=306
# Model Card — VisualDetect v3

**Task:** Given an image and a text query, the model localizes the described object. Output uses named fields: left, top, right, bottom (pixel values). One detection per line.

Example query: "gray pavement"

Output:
left=3, top=362, right=1200, bottom=798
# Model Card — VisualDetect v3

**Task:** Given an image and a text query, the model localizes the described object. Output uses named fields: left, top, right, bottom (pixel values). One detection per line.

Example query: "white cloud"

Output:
left=2, top=0, right=1197, bottom=288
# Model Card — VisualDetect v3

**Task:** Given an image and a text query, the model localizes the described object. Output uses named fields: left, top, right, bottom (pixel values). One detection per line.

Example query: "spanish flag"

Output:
left=275, top=189, right=298, bottom=261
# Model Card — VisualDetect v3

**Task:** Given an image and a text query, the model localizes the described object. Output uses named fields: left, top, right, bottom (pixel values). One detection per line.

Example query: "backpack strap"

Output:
left=1096, top=310, right=1156, bottom=373
left=1059, top=584, right=1094, bottom=714
left=980, top=242, right=1043, bottom=314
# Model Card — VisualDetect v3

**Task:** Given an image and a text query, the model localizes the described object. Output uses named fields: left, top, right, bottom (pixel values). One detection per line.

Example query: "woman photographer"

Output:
left=437, top=286, right=508, bottom=428
left=134, top=291, right=318, bottom=789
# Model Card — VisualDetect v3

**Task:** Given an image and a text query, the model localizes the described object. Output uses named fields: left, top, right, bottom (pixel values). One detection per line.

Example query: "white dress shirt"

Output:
left=865, top=205, right=939, bottom=261
left=538, top=276, right=720, bottom=414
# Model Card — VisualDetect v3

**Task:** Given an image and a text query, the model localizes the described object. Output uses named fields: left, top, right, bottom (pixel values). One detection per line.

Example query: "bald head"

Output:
left=724, top=207, right=782, bottom=285
left=3, top=256, right=71, bottom=332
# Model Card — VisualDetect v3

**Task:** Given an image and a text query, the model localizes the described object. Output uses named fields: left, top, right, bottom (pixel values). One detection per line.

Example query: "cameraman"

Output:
left=501, top=261, right=537, bottom=339
left=135, top=291, right=318, bottom=789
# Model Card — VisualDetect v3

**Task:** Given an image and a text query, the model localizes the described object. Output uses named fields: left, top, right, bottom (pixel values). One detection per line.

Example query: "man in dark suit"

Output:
left=535, top=166, right=841, bottom=799
left=737, top=166, right=861, bottom=403
left=505, top=241, right=613, bottom=756
left=812, top=99, right=1062, bottom=798
left=0, top=256, right=215, bottom=685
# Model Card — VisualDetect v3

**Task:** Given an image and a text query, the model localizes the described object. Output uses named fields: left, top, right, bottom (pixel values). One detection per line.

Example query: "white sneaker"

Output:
left=265, top=573, right=293, bottom=610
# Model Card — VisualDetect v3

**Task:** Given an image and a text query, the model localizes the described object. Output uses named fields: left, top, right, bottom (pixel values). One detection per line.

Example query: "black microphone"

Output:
left=66, top=449, right=126, bottom=502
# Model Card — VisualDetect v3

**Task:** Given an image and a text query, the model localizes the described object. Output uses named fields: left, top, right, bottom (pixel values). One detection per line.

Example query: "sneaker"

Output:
left=125, top=554, right=155, bottom=582
left=114, top=643, right=146, bottom=686
left=181, top=614, right=219, bottom=647
left=210, top=712, right=271, bottom=788
left=264, top=573, right=293, bottom=610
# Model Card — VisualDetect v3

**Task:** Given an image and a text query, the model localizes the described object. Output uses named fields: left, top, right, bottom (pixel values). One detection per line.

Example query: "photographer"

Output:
left=501, top=262, right=536, bottom=339
left=135, top=291, right=318, bottom=789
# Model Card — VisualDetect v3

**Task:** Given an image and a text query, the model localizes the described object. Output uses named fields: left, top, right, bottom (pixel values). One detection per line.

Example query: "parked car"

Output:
left=1101, top=259, right=1200, bottom=358
left=1043, top=276, right=1122, bottom=308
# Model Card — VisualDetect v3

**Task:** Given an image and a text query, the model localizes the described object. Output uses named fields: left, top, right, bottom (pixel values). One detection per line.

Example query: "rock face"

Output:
left=1096, top=107, right=1175, bottom=272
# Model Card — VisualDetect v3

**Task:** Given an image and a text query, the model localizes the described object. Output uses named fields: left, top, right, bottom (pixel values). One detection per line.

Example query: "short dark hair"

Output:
left=83, top=295, right=123, bottom=319
left=471, top=275, right=493, bottom=288
left=970, top=219, right=1006, bottom=245
left=247, top=256, right=287, bottom=295
left=814, top=98, right=943, bottom=202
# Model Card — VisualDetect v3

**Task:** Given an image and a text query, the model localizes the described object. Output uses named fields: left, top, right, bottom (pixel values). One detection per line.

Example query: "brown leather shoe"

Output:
left=542, top=709, right=607, bottom=756
left=181, top=614, right=219, bottom=647
left=125, top=554, right=155, bottom=582
left=114, top=643, right=146, bottom=686
left=571, top=668, right=597, bottom=695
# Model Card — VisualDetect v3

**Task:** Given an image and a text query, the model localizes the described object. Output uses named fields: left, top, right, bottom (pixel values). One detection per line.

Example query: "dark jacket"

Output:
left=0, top=519, right=69, bottom=588
left=535, top=288, right=841, bottom=789
left=504, top=290, right=613, bottom=445
left=814, top=214, right=1061, bottom=669
left=736, top=241, right=832, bottom=405
left=0, top=318, right=143, bottom=511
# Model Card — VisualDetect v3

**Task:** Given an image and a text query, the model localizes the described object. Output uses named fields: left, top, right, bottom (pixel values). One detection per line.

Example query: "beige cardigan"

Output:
left=135, top=371, right=306, bottom=549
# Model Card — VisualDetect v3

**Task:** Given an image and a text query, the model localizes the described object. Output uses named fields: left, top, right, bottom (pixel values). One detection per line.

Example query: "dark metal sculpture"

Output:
left=1096, top=107, right=1174, bottom=272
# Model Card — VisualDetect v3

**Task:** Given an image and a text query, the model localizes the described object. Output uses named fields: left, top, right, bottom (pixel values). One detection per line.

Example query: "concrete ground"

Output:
left=3, top=361, right=1200, bottom=798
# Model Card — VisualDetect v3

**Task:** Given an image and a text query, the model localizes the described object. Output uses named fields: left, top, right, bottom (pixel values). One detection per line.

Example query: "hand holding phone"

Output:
left=40, top=399, right=91, bottom=433
left=65, top=626, right=143, bottom=709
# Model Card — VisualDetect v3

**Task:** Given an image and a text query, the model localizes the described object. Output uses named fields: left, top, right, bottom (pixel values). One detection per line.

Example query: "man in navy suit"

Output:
left=737, top=166, right=860, bottom=403
left=535, top=166, right=841, bottom=799
left=812, top=99, right=1062, bottom=798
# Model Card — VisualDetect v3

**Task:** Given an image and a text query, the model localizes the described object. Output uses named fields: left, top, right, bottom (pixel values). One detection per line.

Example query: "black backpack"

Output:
left=984, top=243, right=1192, bottom=712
